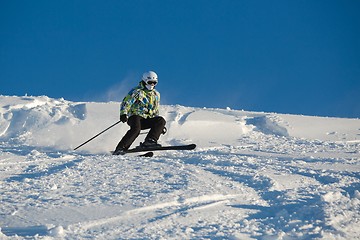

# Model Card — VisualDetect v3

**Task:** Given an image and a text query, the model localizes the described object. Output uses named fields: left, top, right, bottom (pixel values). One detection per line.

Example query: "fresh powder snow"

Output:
left=0, top=95, right=359, bottom=239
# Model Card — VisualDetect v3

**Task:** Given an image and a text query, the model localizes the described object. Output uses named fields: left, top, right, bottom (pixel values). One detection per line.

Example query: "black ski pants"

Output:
left=115, top=115, right=166, bottom=150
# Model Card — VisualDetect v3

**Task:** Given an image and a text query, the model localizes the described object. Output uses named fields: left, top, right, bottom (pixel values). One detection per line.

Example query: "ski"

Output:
left=140, top=152, right=154, bottom=157
left=111, top=151, right=154, bottom=157
left=124, top=144, right=196, bottom=154
left=112, top=144, right=196, bottom=156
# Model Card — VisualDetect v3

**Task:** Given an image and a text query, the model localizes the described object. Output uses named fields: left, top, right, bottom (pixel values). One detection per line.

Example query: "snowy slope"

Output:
left=0, top=95, right=359, bottom=239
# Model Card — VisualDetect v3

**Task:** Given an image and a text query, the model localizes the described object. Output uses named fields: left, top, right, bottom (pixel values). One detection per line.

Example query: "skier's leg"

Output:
left=143, top=116, right=166, bottom=142
left=115, top=115, right=143, bottom=151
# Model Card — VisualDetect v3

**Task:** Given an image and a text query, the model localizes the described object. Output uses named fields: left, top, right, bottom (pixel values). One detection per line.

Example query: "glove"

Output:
left=120, top=114, right=128, bottom=123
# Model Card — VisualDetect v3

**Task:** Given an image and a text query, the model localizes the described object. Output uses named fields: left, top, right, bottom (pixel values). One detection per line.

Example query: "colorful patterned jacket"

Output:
left=120, top=81, right=160, bottom=118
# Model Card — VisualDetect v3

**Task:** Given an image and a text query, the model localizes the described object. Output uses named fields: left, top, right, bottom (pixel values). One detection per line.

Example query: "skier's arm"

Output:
left=120, top=90, right=140, bottom=116
left=154, top=91, right=160, bottom=116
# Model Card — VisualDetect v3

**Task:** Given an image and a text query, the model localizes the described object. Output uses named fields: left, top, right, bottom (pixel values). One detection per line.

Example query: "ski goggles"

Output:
left=146, top=81, right=158, bottom=86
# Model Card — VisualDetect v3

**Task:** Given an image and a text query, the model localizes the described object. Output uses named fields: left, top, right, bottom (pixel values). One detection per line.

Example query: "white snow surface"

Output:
left=0, top=95, right=360, bottom=239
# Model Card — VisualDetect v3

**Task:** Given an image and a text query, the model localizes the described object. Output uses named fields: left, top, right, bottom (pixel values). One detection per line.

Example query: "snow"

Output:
left=0, top=95, right=359, bottom=239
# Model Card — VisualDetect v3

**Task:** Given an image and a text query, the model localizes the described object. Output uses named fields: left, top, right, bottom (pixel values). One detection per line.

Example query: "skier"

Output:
left=113, top=71, right=166, bottom=155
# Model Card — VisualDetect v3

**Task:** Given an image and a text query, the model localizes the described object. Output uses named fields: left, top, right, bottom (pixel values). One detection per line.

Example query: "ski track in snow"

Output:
left=0, top=95, right=359, bottom=239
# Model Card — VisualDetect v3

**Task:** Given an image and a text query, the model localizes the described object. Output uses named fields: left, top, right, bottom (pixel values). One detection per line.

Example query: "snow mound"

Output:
left=1, top=95, right=359, bottom=153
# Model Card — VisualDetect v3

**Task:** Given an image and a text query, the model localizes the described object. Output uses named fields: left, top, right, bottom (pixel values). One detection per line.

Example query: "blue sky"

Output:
left=1, top=0, right=359, bottom=118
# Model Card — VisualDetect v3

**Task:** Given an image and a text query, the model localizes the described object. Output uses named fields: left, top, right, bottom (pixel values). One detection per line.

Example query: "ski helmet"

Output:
left=142, top=71, right=158, bottom=90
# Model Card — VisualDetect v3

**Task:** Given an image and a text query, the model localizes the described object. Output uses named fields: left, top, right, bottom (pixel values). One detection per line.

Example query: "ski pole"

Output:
left=74, top=120, right=121, bottom=150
